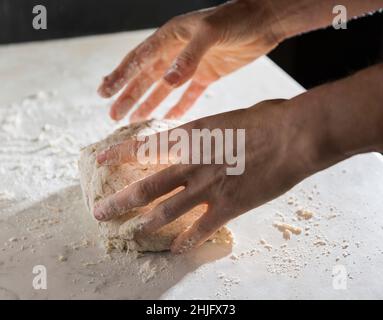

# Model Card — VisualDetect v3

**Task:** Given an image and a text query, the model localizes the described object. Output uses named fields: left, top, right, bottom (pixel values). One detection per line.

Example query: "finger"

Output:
left=171, top=207, right=227, bottom=254
left=94, top=165, right=186, bottom=221
left=163, top=23, right=218, bottom=88
left=109, top=72, right=154, bottom=121
left=98, top=36, right=162, bottom=98
left=96, top=120, right=197, bottom=166
left=137, top=188, right=205, bottom=235
left=130, top=80, right=173, bottom=122
left=96, top=138, right=145, bottom=165
left=165, top=81, right=207, bottom=119
left=109, top=60, right=167, bottom=120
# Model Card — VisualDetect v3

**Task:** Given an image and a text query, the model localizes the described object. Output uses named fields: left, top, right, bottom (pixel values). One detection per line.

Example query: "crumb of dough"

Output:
left=313, top=240, right=326, bottom=246
left=210, top=227, right=233, bottom=245
left=259, top=239, right=273, bottom=251
left=58, top=255, right=67, bottom=262
left=275, top=212, right=285, bottom=221
left=273, top=222, right=302, bottom=239
left=82, top=262, right=98, bottom=267
left=283, top=229, right=291, bottom=240
left=296, top=210, right=314, bottom=220
left=138, top=258, right=168, bottom=283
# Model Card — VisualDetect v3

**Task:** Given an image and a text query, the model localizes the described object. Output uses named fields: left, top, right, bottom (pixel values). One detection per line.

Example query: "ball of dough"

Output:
left=78, top=120, right=232, bottom=252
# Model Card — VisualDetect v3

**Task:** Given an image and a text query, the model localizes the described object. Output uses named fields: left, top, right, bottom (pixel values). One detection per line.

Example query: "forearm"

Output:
left=287, top=63, right=383, bottom=173
left=267, top=0, right=383, bottom=39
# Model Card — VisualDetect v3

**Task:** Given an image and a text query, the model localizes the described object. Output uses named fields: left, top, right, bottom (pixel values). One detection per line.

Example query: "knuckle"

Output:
left=199, top=17, right=220, bottom=40
left=158, top=203, right=174, bottom=222
left=109, top=197, right=122, bottom=216
left=199, top=17, right=216, bottom=34
left=132, top=182, right=152, bottom=206
left=108, top=145, right=122, bottom=163
left=166, top=15, right=183, bottom=27
left=137, top=39, right=158, bottom=60
left=176, top=50, right=196, bottom=71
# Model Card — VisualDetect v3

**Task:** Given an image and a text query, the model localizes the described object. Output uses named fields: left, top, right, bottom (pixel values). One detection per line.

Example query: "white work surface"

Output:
left=1, top=30, right=383, bottom=300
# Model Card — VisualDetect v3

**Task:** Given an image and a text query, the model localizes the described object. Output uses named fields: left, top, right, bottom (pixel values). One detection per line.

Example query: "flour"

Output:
left=0, top=191, right=15, bottom=202
left=0, top=89, right=349, bottom=288
left=138, top=260, right=157, bottom=283
left=0, top=65, right=370, bottom=297
left=0, top=90, right=86, bottom=214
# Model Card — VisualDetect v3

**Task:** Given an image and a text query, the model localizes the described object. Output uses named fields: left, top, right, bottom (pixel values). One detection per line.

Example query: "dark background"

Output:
left=1, top=0, right=382, bottom=88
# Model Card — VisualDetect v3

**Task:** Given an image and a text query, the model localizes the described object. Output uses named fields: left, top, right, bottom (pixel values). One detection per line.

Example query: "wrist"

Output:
left=284, top=63, right=383, bottom=176
left=282, top=91, right=356, bottom=179
left=266, top=0, right=332, bottom=39
left=226, top=0, right=289, bottom=44
left=282, top=99, right=332, bottom=178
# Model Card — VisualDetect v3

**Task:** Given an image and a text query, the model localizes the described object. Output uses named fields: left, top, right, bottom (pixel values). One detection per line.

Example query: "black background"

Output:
left=1, top=0, right=382, bottom=88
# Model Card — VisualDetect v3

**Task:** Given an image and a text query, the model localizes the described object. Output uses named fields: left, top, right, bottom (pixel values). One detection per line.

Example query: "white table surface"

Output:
left=0, top=30, right=383, bottom=300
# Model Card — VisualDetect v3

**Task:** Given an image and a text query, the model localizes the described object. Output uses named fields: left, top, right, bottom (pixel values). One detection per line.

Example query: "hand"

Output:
left=94, top=62, right=383, bottom=254
left=98, top=0, right=284, bottom=121
left=94, top=99, right=319, bottom=253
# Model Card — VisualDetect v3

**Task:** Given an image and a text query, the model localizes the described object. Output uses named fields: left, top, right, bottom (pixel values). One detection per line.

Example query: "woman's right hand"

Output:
left=98, top=0, right=285, bottom=122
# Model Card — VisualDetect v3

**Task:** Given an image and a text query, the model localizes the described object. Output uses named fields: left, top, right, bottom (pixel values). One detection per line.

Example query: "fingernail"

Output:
left=98, top=84, right=111, bottom=98
left=164, top=66, right=181, bottom=86
left=94, top=207, right=105, bottom=221
left=97, top=152, right=107, bottom=164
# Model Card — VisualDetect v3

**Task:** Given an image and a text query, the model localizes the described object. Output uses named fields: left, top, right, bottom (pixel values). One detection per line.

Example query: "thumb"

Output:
left=164, top=25, right=217, bottom=87
left=96, top=137, right=147, bottom=166
left=96, top=129, right=179, bottom=166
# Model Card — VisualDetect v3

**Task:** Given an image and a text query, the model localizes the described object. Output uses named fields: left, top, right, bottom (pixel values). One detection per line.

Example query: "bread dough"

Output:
left=78, top=120, right=232, bottom=252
